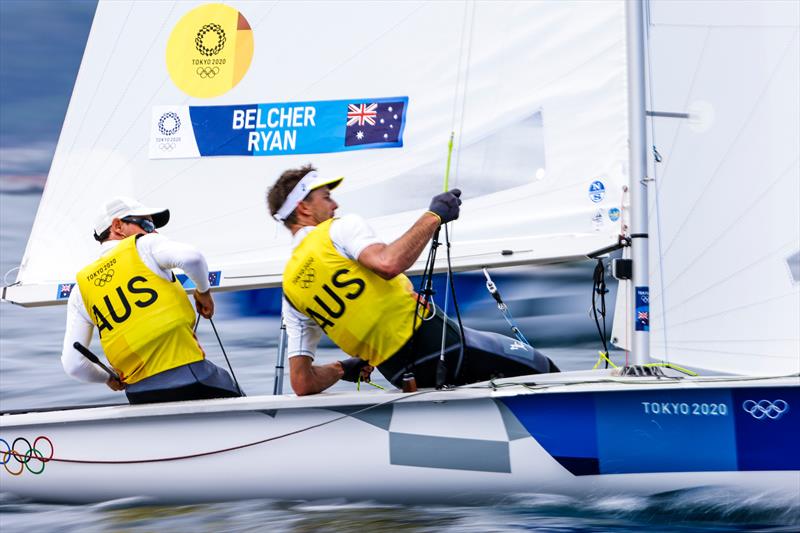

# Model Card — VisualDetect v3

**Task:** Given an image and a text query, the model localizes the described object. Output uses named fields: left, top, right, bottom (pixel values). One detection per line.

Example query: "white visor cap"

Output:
left=273, top=171, right=343, bottom=222
left=93, top=196, right=170, bottom=236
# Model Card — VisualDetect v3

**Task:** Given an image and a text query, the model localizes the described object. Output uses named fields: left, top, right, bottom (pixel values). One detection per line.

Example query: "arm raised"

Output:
left=357, top=212, right=440, bottom=279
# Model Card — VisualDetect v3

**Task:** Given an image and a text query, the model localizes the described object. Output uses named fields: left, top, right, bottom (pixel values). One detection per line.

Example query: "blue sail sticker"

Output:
left=177, top=271, right=222, bottom=290
left=173, top=97, right=407, bottom=158
left=635, top=286, right=649, bottom=331
left=588, top=180, right=606, bottom=203
left=56, top=283, right=75, bottom=300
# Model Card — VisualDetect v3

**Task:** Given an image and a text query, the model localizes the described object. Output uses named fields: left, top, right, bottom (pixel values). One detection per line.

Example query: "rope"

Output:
left=590, top=258, right=610, bottom=367
left=194, top=312, right=244, bottom=397
left=42, top=390, right=433, bottom=465
left=592, top=351, right=618, bottom=370
left=443, top=224, right=466, bottom=381
left=643, top=362, right=698, bottom=376
left=357, top=375, right=386, bottom=391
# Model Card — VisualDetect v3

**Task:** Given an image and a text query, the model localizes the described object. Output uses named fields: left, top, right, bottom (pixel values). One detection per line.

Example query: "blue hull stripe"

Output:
left=501, top=386, right=799, bottom=476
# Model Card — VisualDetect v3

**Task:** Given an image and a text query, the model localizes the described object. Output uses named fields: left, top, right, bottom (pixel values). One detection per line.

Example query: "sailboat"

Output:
left=1, top=0, right=797, bottom=504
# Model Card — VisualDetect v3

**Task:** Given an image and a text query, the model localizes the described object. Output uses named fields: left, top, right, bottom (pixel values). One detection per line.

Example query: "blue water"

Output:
left=1, top=192, right=797, bottom=532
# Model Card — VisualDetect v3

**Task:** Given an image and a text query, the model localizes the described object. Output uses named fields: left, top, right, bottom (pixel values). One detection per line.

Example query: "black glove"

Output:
left=428, top=188, right=462, bottom=224
left=340, top=357, right=369, bottom=382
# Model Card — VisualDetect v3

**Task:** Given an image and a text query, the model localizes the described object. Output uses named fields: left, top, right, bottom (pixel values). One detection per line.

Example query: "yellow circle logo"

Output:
left=166, top=3, right=253, bottom=98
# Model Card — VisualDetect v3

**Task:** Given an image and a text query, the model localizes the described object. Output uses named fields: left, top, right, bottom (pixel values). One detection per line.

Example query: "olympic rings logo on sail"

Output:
left=742, top=399, right=789, bottom=420
left=0, top=436, right=54, bottom=476
left=93, top=269, right=115, bottom=287
left=196, top=67, right=220, bottom=79
left=159, top=143, right=176, bottom=151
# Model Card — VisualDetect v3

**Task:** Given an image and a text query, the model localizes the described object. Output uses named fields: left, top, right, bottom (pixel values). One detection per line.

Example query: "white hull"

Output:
left=2, top=371, right=797, bottom=504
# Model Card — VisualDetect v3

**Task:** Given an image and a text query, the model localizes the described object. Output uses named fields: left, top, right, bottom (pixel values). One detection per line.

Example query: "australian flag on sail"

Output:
left=57, top=283, right=75, bottom=300
left=345, top=100, right=406, bottom=147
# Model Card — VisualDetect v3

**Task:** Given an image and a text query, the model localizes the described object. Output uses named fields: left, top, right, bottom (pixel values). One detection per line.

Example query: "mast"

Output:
left=625, top=0, right=650, bottom=364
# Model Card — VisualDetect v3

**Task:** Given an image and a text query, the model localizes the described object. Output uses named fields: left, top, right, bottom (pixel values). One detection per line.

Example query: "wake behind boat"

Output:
left=2, top=0, right=798, bottom=505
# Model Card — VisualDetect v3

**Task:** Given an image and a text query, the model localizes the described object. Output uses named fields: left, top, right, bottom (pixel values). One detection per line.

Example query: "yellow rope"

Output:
left=643, top=362, right=699, bottom=376
left=592, top=351, right=619, bottom=369
left=357, top=376, right=387, bottom=391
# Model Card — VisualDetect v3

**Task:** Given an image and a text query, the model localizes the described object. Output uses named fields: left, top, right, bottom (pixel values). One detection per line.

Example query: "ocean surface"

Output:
left=1, top=192, right=798, bottom=532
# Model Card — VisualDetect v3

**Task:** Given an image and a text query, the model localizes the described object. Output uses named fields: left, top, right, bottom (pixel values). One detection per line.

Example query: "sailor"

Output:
left=61, top=196, right=242, bottom=404
left=267, top=165, right=557, bottom=395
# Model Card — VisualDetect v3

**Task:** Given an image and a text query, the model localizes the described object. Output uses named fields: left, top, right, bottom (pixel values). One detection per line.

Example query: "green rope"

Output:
left=592, top=351, right=618, bottom=369
left=357, top=375, right=387, bottom=391
left=443, top=131, right=454, bottom=191
left=643, top=362, right=699, bottom=376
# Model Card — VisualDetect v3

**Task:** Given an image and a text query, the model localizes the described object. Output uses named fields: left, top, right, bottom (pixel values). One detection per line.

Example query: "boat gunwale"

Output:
left=2, top=371, right=796, bottom=428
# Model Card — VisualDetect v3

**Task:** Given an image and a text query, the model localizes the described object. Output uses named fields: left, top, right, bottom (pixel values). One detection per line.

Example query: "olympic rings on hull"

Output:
left=0, top=436, right=54, bottom=475
left=742, top=399, right=789, bottom=420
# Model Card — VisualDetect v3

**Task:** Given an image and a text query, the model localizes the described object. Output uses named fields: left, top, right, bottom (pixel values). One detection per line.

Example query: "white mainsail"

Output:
left=611, top=0, right=800, bottom=375
left=4, top=0, right=629, bottom=306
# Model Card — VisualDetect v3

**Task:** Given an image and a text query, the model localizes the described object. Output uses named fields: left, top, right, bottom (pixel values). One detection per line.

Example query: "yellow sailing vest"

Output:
left=283, top=219, right=422, bottom=366
left=76, top=236, right=204, bottom=384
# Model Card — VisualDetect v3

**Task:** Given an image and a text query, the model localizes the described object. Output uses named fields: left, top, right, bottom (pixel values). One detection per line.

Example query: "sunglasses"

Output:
left=121, top=216, right=156, bottom=233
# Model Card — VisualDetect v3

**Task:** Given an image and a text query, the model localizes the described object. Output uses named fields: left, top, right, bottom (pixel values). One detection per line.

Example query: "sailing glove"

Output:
left=428, top=188, right=462, bottom=224
left=340, top=357, right=370, bottom=382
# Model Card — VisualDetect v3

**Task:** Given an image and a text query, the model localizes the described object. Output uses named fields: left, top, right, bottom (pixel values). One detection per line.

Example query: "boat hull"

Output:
left=2, top=374, right=798, bottom=504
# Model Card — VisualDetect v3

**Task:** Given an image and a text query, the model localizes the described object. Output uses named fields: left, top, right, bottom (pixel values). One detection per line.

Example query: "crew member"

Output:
left=61, top=196, right=242, bottom=404
left=267, top=165, right=556, bottom=395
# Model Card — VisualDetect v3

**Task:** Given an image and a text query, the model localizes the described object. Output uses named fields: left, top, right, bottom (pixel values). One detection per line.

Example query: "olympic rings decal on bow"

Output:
left=93, top=269, right=115, bottom=287
left=195, top=66, right=220, bottom=79
left=0, top=436, right=54, bottom=475
left=742, top=399, right=789, bottom=420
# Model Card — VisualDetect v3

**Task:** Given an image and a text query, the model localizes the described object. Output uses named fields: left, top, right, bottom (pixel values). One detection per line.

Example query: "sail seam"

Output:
left=659, top=30, right=799, bottom=257
left=656, top=160, right=798, bottom=295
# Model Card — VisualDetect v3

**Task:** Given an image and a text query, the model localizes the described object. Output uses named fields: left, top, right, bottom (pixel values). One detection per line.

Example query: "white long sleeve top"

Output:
left=61, top=233, right=211, bottom=383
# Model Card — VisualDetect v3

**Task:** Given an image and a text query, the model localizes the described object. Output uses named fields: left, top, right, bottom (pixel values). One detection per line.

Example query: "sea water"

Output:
left=1, top=193, right=797, bottom=532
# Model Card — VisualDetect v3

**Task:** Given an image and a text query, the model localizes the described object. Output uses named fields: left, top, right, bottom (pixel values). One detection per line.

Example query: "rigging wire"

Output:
left=431, top=0, right=476, bottom=388
left=482, top=268, right=531, bottom=347
left=194, top=312, right=244, bottom=397
left=644, top=0, right=671, bottom=363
